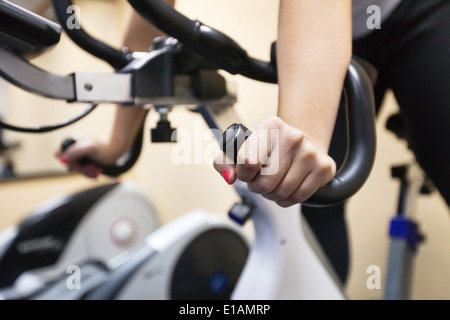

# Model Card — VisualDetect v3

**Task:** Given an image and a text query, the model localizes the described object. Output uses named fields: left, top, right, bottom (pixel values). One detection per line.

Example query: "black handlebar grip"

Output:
left=60, top=137, right=101, bottom=168
left=60, top=122, right=145, bottom=178
left=61, top=137, right=76, bottom=152
left=221, top=123, right=252, bottom=164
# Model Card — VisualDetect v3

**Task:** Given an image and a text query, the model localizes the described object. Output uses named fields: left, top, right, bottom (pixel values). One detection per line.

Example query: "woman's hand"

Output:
left=213, top=116, right=336, bottom=207
left=55, top=135, right=120, bottom=178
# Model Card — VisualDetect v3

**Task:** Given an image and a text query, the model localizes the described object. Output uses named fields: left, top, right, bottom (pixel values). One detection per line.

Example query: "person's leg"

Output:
left=302, top=0, right=450, bottom=286
left=304, top=0, right=450, bottom=287
left=353, top=0, right=450, bottom=206
left=386, top=12, right=450, bottom=206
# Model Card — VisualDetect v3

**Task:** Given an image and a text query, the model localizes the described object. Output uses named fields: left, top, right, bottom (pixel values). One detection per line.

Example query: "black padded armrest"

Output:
left=0, top=0, right=61, bottom=57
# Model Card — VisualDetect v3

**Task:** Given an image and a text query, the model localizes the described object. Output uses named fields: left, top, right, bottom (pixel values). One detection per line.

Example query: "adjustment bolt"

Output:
left=84, top=83, right=93, bottom=91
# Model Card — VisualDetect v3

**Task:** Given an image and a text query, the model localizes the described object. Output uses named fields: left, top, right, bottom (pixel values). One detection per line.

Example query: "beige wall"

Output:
left=0, top=0, right=448, bottom=300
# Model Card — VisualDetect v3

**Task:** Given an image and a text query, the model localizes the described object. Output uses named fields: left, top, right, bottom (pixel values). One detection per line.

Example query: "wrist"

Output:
left=277, top=108, right=335, bottom=153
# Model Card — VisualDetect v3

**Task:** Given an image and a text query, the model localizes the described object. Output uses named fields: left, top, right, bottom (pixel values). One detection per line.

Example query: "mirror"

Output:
left=0, top=0, right=132, bottom=181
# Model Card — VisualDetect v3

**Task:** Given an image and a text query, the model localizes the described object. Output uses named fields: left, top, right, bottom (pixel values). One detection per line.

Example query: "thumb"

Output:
left=213, top=152, right=237, bottom=185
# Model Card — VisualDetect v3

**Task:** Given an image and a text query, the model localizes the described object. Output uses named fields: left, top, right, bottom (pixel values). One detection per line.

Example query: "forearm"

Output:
left=106, top=106, right=147, bottom=159
left=108, top=0, right=176, bottom=158
left=122, top=2, right=172, bottom=52
left=277, top=0, right=352, bottom=152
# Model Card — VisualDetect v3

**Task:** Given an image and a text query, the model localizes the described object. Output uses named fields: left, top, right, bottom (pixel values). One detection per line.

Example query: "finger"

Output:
left=272, top=153, right=335, bottom=207
left=213, top=151, right=236, bottom=185
left=247, top=143, right=289, bottom=195
left=275, top=158, right=335, bottom=208
left=276, top=171, right=320, bottom=208
left=262, top=162, right=311, bottom=202
left=235, top=128, right=273, bottom=182
left=258, top=133, right=314, bottom=201
left=71, top=163, right=102, bottom=178
left=63, top=141, right=96, bottom=166
left=84, top=164, right=102, bottom=178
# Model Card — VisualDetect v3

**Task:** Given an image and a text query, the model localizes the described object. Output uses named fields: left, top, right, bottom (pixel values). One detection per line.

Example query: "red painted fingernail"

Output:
left=60, top=157, right=68, bottom=164
left=89, top=165, right=102, bottom=177
left=221, top=169, right=231, bottom=184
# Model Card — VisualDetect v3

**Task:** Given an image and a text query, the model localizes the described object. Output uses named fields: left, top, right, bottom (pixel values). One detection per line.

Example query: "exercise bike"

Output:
left=0, top=180, right=162, bottom=299
left=0, top=0, right=250, bottom=300
left=0, top=0, right=162, bottom=298
left=0, top=0, right=377, bottom=300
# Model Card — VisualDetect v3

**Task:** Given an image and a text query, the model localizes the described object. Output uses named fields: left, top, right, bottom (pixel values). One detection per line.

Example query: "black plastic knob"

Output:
left=220, top=123, right=251, bottom=163
left=151, top=120, right=177, bottom=143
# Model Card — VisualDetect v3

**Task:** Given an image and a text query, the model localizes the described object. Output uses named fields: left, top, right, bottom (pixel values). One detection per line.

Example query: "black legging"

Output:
left=303, top=0, right=450, bottom=285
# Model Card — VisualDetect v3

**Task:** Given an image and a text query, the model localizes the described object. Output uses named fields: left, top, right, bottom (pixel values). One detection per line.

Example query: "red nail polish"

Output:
left=60, top=157, right=68, bottom=164
left=221, top=169, right=231, bottom=184
left=89, top=165, right=102, bottom=177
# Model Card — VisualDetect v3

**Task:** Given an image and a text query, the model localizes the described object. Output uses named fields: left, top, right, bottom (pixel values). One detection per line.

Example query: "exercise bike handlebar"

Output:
left=48, top=0, right=376, bottom=203
left=52, top=0, right=131, bottom=70
left=222, top=61, right=376, bottom=207
left=127, top=0, right=277, bottom=83
left=54, top=0, right=276, bottom=80
left=50, top=0, right=143, bottom=176
left=313, top=61, right=376, bottom=206
left=127, top=0, right=377, bottom=206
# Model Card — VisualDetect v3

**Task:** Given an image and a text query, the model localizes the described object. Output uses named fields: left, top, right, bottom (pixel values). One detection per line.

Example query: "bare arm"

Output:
left=277, top=0, right=352, bottom=152
left=107, top=0, right=176, bottom=160
left=59, top=1, right=176, bottom=176
left=214, top=0, right=352, bottom=207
